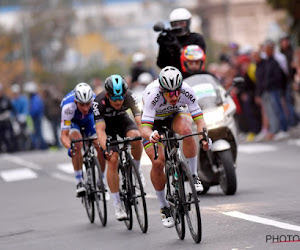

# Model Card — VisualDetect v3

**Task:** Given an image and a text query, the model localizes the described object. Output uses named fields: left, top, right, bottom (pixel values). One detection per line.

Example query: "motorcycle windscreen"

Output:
left=184, top=74, right=221, bottom=110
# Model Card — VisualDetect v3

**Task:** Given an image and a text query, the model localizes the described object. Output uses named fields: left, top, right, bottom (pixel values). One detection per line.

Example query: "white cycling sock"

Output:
left=187, top=156, right=198, bottom=176
left=74, top=170, right=83, bottom=183
left=132, top=159, right=141, bottom=170
left=155, top=189, right=169, bottom=209
left=111, top=192, right=121, bottom=207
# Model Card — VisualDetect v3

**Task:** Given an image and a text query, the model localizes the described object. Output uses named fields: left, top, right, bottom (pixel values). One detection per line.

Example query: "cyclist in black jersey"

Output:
left=93, top=74, right=144, bottom=221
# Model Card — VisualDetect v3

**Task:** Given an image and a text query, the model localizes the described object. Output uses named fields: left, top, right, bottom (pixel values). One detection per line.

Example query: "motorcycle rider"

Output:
left=156, top=8, right=206, bottom=72
left=180, top=44, right=206, bottom=78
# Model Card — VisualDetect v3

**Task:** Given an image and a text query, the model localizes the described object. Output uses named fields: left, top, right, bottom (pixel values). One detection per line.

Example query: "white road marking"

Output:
left=0, top=168, right=37, bottom=182
left=238, top=144, right=277, bottom=154
left=288, top=139, right=300, bottom=147
left=57, top=163, right=74, bottom=174
left=1, top=154, right=41, bottom=170
left=51, top=172, right=76, bottom=183
left=222, top=211, right=300, bottom=232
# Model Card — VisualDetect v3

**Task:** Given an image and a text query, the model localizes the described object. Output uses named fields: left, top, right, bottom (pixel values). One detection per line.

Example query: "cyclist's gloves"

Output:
left=68, top=148, right=72, bottom=158
left=200, top=137, right=212, bottom=150
left=149, top=130, right=160, bottom=143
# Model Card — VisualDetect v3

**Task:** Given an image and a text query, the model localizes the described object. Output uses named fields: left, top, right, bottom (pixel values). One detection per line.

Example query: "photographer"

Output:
left=156, top=8, right=206, bottom=71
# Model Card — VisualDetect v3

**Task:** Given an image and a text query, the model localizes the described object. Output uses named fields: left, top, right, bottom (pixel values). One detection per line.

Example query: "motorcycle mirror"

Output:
left=153, top=22, right=165, bottom=32
left=232, top=76, right=244, bottom=86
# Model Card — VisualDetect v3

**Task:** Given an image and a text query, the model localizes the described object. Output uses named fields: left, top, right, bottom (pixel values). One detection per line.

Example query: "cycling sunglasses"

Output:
left=163, top=89, right=181, bottom=98
left=109, top=95, right=125, bottom=101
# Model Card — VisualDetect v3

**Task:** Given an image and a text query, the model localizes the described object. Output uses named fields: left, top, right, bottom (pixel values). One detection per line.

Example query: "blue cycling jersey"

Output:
left=60, top=91, right=96, bottom=137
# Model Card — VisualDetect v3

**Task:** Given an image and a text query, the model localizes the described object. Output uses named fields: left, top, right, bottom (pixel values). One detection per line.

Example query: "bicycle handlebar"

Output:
left=153, top=127, right=208, bottom=160
left=106, top=136, right=142, bottom=147
left=70, top=137, right=96, bottom=156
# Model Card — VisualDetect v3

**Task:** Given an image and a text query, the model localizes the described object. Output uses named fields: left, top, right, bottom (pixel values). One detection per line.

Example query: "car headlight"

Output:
left=203, top=107, right=224, bottom=127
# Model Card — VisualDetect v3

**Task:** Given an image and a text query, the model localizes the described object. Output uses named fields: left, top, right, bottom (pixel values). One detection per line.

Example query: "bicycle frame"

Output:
left=106, top=135, right=148, bottom=233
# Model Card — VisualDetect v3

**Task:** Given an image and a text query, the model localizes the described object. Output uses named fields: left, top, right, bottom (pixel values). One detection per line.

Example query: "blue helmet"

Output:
left=104, top=74, right=128, bottom=97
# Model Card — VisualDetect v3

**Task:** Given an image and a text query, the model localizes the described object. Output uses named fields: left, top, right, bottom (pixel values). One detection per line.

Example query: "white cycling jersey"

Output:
left=141, top=80, right=203, bottom=128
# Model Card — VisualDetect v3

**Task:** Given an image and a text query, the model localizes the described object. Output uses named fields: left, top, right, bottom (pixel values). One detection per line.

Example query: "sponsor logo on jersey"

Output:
left=151, top=93, right=161, bottom=106
left=93, top=102, right=100, bottom=116
left=64, top=120, right=71, bottom=126
left=131, top=93, right=139, bottom=106
left=64, top=108, right=73, bottom=115
left=181, top=89, right=196, bottom=103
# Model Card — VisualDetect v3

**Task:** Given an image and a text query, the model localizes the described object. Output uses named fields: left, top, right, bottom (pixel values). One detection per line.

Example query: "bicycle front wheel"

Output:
left=130, top=159, right=148, bottom=233
left=180, top=162, right=202, bottom=243
left=92, top=156, right=107, bottom=226
left=119, top=165, right=133, bottom=230
left=83, top=166, right=95, bottom=223
left=165, top=161, right=185, bottom=240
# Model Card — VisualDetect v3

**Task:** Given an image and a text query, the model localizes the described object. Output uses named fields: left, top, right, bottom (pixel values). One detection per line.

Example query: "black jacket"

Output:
left=156, top=32, right=206, bottom=71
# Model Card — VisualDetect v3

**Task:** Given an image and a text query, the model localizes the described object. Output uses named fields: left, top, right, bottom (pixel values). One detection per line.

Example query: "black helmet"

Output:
left=104, top=74, right=128, bottom=97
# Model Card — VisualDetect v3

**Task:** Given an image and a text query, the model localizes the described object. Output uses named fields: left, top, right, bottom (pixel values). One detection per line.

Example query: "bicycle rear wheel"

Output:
left=83, top=165, right=95, bottom=223
left=92, top=156, right=107, bottom=226
left=129, top=159, right=148, bottom=233
left=180, top=162, right=202, bottom=243
left=119, top=165, right=133, bottom=230
left=165, top=161, right=185, bottom=240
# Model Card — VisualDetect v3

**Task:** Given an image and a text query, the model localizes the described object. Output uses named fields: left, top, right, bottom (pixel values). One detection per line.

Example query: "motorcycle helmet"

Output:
left=137, top=72, right=153, bottom=85
left=105, top=74, right=128, bottom=100
left=169, top=8, right=191, bottom=36
left=132, top=52, right=146, bottom=64
left=180, top=45, right=206, bottom=73
left=74, top=82, right=94, bottom=103
left=159, top=66, right=183, bottom=91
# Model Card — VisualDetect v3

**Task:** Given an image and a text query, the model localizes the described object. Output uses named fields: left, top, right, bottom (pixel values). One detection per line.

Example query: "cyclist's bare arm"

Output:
left=60, top=129, right=71, bottom=149
left=134, top=115, right=142, bottom=132
left=95, top=121, right=112, bottom=160
left=194, top=118, right=209, bottom=151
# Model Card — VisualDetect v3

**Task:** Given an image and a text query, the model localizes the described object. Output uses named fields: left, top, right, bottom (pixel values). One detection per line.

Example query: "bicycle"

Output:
left=71, top=135, right=107, bottom=227
left=153, top=126, right=208, bottom=243
left=106, top=135, right=148, bottom=233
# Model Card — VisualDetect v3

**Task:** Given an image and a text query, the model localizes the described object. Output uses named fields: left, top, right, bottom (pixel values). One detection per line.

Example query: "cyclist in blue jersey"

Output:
left=60, top=82, right=106, bottom=197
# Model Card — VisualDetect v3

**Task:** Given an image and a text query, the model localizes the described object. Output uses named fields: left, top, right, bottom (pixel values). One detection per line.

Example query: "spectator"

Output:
left=279, top=35, right=299, bottom=127
left=156, top=8, right=206, bottom=72
left=24, top=81, right=48, bottom=150
left=235, top=54, right=261, bottom=141
left=252, top=50, right=270, bottom=141
left=262, top=40, right=289, bottom=140
left=11, top=84, right=30, bottom=151
left=43, top=87, right=62, bottom=148
left=0, top=83, right=15, bottom=152
left=91, top=77, right=103, bottom=95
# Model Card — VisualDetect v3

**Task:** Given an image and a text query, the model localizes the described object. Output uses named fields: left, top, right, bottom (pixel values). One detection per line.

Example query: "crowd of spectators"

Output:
left=0, top=81, right=63, bottom=153
left=206, top=36, right=300, bottom=142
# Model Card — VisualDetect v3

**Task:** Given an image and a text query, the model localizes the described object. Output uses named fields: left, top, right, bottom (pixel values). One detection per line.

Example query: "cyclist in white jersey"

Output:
left=141, top=66, right=211, bottom=228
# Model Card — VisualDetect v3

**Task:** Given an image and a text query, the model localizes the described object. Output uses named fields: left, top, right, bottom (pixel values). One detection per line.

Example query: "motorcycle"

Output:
left=184, top=74, right=243, bottom=195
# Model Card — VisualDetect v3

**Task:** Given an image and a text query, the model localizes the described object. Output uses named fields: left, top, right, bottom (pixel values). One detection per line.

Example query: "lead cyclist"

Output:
left=141, top=66, right=211, bottom=228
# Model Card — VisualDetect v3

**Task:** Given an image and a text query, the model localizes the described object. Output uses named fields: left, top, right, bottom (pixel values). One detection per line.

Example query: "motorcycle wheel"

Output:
left=216, top=150, right=237, bottom=195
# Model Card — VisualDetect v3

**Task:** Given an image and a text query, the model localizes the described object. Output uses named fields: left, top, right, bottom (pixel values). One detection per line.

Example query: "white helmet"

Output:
left=24, top=81, right=38, bottom=93
left=132, top=52, right=145, bottom=64
left=11, top=84, right=21, bottom=93
left=169, top=8, right=191, bottom=36
left=74, top=82, right=94, bottom=103
left=138, top=72, right=153, bottom=85
left=159, top=66, right=183, bottom=91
